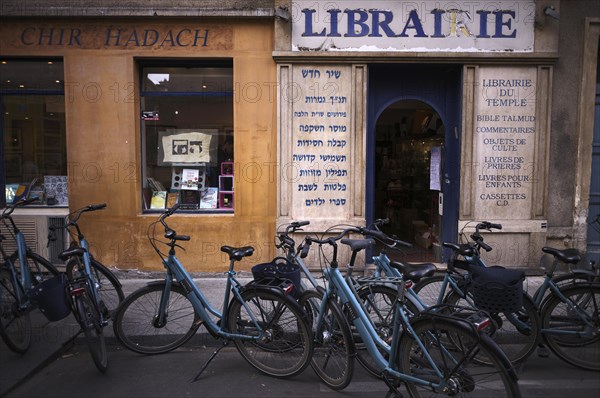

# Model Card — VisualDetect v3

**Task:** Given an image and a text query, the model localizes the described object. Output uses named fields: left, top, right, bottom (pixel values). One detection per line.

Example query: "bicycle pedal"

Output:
left=537, top=346, right=550, bottom=358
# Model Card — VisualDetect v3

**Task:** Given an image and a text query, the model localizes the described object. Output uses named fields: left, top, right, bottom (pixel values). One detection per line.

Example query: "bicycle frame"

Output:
left=1, top=212, right=38, bottom=307
left=156, top=251, right=272, bottom=342
left=320, top=261, right=451, bottom=389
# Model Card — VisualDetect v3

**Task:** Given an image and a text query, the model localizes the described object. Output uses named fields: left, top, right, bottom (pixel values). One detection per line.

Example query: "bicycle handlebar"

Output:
left=157, top=204, right=190, bottom=242
left=1, top=197, right=41, bottom=218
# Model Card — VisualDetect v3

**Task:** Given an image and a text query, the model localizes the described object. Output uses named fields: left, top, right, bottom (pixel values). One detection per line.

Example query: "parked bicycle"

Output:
left=528, top=246, right=600, bottom=371
left=300, top=226, right=520, bottom=396
left=49, top=208, right=124, bottom=317
left=113, top=205, right=313, bottom=379
left=414, top=221, right=600, bottom=371
left=55, top=203, right=117, bottom=372
left=0, top=198, right=60, bottom=354
left=412, top=222, right=540, bottom=366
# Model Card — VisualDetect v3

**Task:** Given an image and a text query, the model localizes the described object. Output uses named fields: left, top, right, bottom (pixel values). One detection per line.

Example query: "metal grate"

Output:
left=48, top=217, right=67, bottom=264
left=0, top=217, right=39, bottom=256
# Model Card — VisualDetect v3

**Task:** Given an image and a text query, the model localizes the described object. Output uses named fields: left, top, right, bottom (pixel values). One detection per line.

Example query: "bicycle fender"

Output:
left=479, top=332, right=519, bottom=381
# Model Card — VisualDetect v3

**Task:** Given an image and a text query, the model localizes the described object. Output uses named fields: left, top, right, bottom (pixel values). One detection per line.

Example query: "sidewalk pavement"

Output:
left=0, top=274, right=254, bottom=396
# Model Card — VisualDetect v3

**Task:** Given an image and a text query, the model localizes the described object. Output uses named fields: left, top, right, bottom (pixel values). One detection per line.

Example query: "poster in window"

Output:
left=158, top=129, right=217, bottom=165
left=181, top=168, right=200, bottom=190
left=44, top=176, right=68, bottom=205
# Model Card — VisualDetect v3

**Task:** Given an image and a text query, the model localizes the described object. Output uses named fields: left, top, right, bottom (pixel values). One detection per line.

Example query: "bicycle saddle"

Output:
left=221, top=245, right=255, bottom=261
left=58, top=247, right=86, bottom=261
left=341, top=238, right=374, bottom=252
left=542, top=247, right=582, bottom=264
left=390, top=261, right=437, bottom=283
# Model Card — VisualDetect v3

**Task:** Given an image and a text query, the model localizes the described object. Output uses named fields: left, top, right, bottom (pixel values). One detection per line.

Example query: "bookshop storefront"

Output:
left=276, top=0, right=563, bottom=268
left=0, top=18, right=278, bottom=271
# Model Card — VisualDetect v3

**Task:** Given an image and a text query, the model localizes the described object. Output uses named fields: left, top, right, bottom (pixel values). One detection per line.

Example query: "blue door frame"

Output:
left=587, top=61, right=600, bottom=258
left=366, top=64, right=462, bottom=261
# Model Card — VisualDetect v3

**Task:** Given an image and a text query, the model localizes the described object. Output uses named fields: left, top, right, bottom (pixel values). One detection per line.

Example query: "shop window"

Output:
left=1, top=59, right=67, bottom=207
left=140, top=61, right=233, bottom=213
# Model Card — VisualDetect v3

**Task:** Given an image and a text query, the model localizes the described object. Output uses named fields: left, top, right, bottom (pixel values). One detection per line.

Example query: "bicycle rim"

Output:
left=75, top=293, right=108, bottom=372
left=445, top=290, right=539, bottom=365
left=67, top=258, right=124, bottom=317
left=0, top=267, right=32, bottom=353
left=228, top=289, right=313, bottom=378
left=399, top=318, right=520, bottom=397
left=113, top=283, right=200, bottom=354
left=541, top=285, right=600, bottom=371
left=299, top=289, right=354, bottom=390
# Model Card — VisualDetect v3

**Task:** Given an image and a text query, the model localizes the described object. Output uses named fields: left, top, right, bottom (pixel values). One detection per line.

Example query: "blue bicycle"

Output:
left=0, top=198, right=60, bottom=353
left=301, top=228, right=520, bottom=396
left=113, top=205, right=313, bottom=379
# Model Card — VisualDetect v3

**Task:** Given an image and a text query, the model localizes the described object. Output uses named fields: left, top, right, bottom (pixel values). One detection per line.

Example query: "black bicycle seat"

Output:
left=221, top=245, right=255, bottom=261
left=340, top=238, right=374, bottom=252
left=542, top=247, right=582, bottom=264
left=390, top=261, right=437, bottom=283
left=58, top=247, right=87, bottom=261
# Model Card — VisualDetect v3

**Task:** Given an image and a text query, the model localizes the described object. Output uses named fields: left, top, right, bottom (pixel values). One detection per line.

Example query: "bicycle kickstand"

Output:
left=192, top=340, right=229, bottom=382
left=382, top=372, right=405, bottom=398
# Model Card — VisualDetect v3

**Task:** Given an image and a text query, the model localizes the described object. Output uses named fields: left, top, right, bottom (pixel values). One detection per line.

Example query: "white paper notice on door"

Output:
left=430, top=146, right=441, bottom=191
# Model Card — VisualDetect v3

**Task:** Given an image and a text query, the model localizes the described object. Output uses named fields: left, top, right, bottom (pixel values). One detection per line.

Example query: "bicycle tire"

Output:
left=445, top=287, right=539, bottom=365
left=228, top=288, right=313, bottom=378
left=66, top=258, right=124, bottom=317
left=74, top=291, right=108, bottom=372
left=540, top=284, right=600, bottom=371
left=399, top=317, right=521, bottom=397
left=353, top=284, right=420, bottom=378
left=113, top=282, right=201, bottom=354
left=298, top=288, right=354, bottom=390
left=0, top=266, right=32, bottom=354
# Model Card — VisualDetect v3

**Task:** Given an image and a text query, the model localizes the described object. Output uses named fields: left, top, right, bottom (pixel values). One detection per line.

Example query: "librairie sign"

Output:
left=292, top=0, right=535, bottom=52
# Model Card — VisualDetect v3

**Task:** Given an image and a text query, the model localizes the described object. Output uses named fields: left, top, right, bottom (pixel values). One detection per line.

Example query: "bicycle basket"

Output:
left=251, top=257, right=302, bottom=297
left=28, top=273, right=72, bottom=321
left=471, top=266, right=525, bottom=314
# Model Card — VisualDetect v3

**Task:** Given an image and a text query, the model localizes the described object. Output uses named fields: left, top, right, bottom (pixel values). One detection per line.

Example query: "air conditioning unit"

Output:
left=0, top=215, right=67, bottom=267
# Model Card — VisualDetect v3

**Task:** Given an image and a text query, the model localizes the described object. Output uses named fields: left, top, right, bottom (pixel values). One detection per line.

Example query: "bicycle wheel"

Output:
left=228, top=289, right=313, bottom=378
left=354, top=284, right=420, bottom=377
left=399, top=317, right=521, bottom=397
left=66, top=258, right=124, bottom=317
left=446, top=290, right=539, bottom=365
left=412, top=274, right=455, bottom=307
left=298, top=288, right=354, bottom=390
left=541, top=284, right=600, bottom=371
left=113, top=282, right=201, bottom=354
left=0, top=266, right=32, bottom=354
left=73, top=290, right=108, bottom=372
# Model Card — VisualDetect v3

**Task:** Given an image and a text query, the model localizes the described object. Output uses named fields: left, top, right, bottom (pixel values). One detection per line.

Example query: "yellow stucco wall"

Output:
left=1, top=18, right=277, bottom=272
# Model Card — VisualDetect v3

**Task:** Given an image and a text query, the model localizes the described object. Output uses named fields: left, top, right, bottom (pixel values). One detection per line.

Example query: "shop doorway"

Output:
left=374, top=101, right=444, bottom=261
left=367, top=64, right=462, bottom=262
